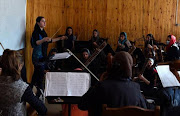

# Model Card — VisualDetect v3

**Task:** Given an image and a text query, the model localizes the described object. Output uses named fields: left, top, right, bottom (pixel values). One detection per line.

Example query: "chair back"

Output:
left=102, top=105, right=160, bottom=116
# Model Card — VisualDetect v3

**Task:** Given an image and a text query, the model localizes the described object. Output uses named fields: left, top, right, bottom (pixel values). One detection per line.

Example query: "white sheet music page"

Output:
left=45, top=72, right=68, bottom=96
left=50, top=52, right=71, bottom=60
left=156, top=65, right=180, bottom=87
left=45, top=72, right=91, bottom=96
left=67, top=72, right=91, bottom=96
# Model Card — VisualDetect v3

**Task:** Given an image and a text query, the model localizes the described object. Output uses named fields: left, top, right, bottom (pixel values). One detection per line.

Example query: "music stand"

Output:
left=74, top=41, right=91, bottom=53
left=45, top=70, right=91, bottom=116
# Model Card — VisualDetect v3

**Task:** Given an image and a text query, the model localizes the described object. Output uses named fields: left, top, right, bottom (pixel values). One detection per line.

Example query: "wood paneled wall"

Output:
left=26, top=0, right=180, bottom=82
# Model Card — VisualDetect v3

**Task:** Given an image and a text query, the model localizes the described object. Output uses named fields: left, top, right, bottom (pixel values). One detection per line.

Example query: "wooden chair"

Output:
left=102, top=105, right=160, bottom=116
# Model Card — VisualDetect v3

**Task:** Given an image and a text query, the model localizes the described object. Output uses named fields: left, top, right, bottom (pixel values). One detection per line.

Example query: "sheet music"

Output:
left=67, top=72, right=90, bottom=96
left=45, top=72, right=67, bottom=96
left=50, top=52, right=71, bottom=60
left=45, top=72, right=91, bottom=96
left=156, top=65, right=180, bottom=87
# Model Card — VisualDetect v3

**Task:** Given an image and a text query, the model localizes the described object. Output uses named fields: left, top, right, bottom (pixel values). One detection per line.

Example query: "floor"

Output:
left=45, top=101, right=62, bottom=116
left=31, top=86, right=63, bottom=116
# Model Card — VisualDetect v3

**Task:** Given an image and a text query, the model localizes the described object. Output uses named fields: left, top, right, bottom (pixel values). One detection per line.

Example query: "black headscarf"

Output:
left=91, top=29, right=102, bottom=45
left=145, top=34, right=156, bottom=47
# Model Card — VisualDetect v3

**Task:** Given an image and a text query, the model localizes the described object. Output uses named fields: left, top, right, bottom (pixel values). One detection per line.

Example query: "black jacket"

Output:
left=78, top=78, right=147, bottom=116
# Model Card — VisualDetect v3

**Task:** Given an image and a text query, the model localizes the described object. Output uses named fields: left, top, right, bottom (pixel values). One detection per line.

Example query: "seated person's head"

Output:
left=1, top=49, right=23, bottom=81
left=119, top=32, right=127, bottom=41
left=93, top=29, right=99, bottom=38
left=82, top=48, right=90, bottom=60
left=166, top=35, right=176, bottom=46
left=65, top=27, right=73, bottom=36
left=146, top=34, right=154, bottom=41
left=48, top=48, right=58, bottom=57
left=147, top=58, right=154, bottom=69
left=109, top=51, right=133, bottom=79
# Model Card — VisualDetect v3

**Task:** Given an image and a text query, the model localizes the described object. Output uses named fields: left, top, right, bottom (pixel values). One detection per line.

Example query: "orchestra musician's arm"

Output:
left=22, top=86, right=47, bottom=115
left=93, top=42, right=99, bottom=48
left=138, top=74, right=150, bottom=85
left=72, top=36, right=76, bottom=50
left=117, top=40, right=132, bottom=52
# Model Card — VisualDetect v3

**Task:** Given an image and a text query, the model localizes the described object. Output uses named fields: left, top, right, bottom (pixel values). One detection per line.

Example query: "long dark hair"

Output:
left=65, top=27, right=73, bottom=36
left=32, top=16, right=47, bottom=38
left=92, top=29, right=99, bottom=38
left=34, top=16, right=44, bottom=30
left=146, top=34, right=155, bottom=41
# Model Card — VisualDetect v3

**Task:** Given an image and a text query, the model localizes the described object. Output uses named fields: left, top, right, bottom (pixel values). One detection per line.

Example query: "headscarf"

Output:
left=149, top=58, right=154, bottom=66
left=145, top=34, right=155, bottom=47
left=108, top=51, right=133, bottom=79
left=91, top=29, right=100, bottom=44
left=82, top=48, right=91, bottom=56
left=118, top=32, right=127, bottom=45
left=166, top=35, right=176, bottom=52
left=64, top=27, right=75, bottom=49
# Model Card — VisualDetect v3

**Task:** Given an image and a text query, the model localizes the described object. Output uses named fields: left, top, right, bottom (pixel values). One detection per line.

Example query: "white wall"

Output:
left=0, top=0, right=26, bottom=55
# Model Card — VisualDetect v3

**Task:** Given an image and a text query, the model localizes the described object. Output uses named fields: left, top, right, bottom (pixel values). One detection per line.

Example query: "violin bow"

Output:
left=50, top=26, right=62, bottom=38
left=0, top=42, right=5, bottom=50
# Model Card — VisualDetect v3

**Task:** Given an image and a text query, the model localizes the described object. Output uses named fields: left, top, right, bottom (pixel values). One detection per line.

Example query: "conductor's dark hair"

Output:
left=34, top=16, right=44, bottom=30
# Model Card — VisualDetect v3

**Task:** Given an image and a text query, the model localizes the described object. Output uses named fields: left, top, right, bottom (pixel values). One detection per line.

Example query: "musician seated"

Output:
left=115, top=32, right=132, bottom=52
left=78, top=51, right=152, bottom=116
left=64, top=27, right=76, bottom=51
left=80, top=48, right=105, bottom=86
left=0, top=49, right=47, bottom=115
left=81, top=48, right=91, bottom=63
left=144, top=34, right=159, bottom=58
left=46, top=48, right=61, bottom=71
left=164, top=35, right=180, bottom=61
left=90, top=29, right=104, bottom=50
left=135, top=58, right=159, bottom=97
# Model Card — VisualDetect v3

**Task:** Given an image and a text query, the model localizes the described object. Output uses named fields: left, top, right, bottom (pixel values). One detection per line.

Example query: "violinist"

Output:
left=30, top=16, right=67, bottom=98
left=165, top=35, right=180, bottom=61
left=144, top=34, right=159, bottom=59
left=116, top=32, right=132, bottom=52
left=136, top=58, right=158, bottom=97
left=90, top=29, right=104, bottom=50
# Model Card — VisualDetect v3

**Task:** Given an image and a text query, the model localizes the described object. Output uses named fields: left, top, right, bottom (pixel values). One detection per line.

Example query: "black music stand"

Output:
left=74, top=41, right=91, bottom=53
left=46, top=96, right=81, bottom=116
left=45, top=70, right=91, bottom=116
